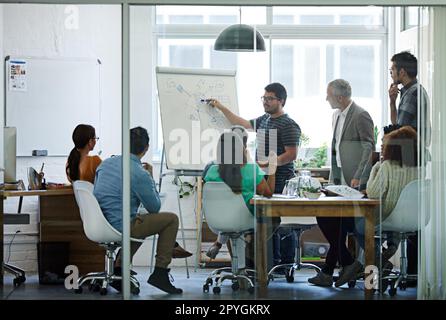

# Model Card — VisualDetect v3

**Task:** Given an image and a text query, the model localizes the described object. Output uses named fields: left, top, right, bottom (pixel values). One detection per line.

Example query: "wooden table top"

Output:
left=251, top=195, right=380, bottom=206
left=1, top=188, right=74, bottom=197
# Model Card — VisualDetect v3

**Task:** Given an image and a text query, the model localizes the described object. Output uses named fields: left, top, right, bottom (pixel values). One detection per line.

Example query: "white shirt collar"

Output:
left=341, top=100, right=353, bottom=116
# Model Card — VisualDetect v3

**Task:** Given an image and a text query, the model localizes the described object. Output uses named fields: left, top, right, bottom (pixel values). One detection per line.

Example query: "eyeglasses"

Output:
left=92, top=137, right=99, bottom=141
left=260, top=96, right=280, bottom=103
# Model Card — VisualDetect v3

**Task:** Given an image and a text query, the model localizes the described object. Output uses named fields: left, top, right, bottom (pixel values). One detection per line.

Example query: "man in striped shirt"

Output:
left=208, top=82, right=301, bottom=267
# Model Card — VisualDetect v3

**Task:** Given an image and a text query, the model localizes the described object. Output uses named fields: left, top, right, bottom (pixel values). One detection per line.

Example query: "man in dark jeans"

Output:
left=208, top=82, right=301, bottom=269
left=388, top=51, right=431, bottom=286
left=308, top=79, right=374, bottom=287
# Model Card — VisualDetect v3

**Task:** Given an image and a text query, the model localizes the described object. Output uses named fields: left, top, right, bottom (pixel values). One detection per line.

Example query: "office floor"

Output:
left=1, top=267, right=416, bottom=300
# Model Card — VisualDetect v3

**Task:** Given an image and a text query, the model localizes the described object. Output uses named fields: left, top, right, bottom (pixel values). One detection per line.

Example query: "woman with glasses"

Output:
left=66, top=124, right=101, bottom=183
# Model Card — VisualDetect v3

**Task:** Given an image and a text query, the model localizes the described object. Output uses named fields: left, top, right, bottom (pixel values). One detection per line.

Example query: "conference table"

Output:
left=252, top=195, right=379, bottom=299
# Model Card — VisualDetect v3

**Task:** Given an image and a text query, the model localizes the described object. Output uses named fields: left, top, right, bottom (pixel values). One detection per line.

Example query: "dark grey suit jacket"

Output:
left=330, top=102, right=375, bottom=188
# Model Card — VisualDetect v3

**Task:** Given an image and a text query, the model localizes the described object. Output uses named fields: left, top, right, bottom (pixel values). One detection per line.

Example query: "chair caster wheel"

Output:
left=231, top=282, right=240, bottom=291
left=388, top=287, right=397, bottom=296
left=131, top=287, right=140, bottom=295
left=74, top=287, right=83, bottom=294
left=203, top=284, right=209, bottom=293
left=100, top=288, right=107, bottom=296
left=247, top=286, right=255, bottom=294
left=286, top=275, right=294, bottom=283
left=206, top=278, right=213, bottom=286
left=348, top=280, right=356, bottom=288
left=378, top=280, right=389, bottom=293
left=89, top=282, right=100, bottom=292
left=213, top=286, right=221, bottom=294
left=398, top=282, right=407, bottom=290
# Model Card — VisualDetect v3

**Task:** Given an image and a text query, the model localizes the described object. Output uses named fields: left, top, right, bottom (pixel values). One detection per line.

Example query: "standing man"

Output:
left=389, top=51, right=430, bottom=142
left=208, top=82, right=301, bottom=267
left=389, top=51, right=430, bottom=282
left=308, top=79, right=374, bottom=287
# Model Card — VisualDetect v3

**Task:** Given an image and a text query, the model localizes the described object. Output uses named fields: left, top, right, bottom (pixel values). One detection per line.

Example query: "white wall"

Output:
left=3, top=4, right=122, bottom=159
left=2, top=4, right=197, bottom=270
left=0, top=4, right=4, bottom=177
left=2, top=4, right=122, bottom=271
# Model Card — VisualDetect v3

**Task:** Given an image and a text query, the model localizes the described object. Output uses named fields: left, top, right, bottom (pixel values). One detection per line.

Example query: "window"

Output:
left=153, top=6, right=386, bottom=157
left=169, top=15, right=203, bottom=24
left=304, top=46, right=321, bottom=96
left=210, top=48, right=237, bottom=70
left=271, top=39, right=382, bottom=148
left=272, top=45, right=294, bottom=97
left=156, top=6, right=266, bottom=25
left=272, top=6, right=383, bottom=25
left=300, top=15, right=334, bottom=25
left=340, top=46, right=375, bottom=98
left=169, top=45, right=203, bottom=68
left=401, top=7, right=427, bottom=31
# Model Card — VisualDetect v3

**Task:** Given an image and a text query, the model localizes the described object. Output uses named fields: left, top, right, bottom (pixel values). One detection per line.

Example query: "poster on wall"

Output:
left=9, top=60, right=27, bottom=91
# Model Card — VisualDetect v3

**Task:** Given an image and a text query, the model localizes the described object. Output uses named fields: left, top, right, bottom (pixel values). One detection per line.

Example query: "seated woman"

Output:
left=204, top=131, right=276, bottom=267
left=205, top=125, right=251, bottom=259
left=361, top=125, right=418, bottom=268
left=66, top=124, right=101, bottom=183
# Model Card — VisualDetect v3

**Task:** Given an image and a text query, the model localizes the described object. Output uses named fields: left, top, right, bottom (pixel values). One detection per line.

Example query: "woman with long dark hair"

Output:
left=204, top=131, right=276, bottom=262
left=66, top=124, right=101, bottom=183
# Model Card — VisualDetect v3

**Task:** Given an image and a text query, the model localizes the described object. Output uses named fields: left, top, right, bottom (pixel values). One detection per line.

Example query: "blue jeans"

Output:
left=273, top=227, right=297, bottom=265
left=353, top=218, right=398, bottom=255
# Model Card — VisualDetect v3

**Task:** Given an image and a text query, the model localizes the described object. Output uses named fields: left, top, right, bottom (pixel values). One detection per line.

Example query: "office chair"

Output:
left=380, top=179, right=430, bottom=296
left=202, top=182, right=256, bottom=294
left=3, top=263, right=26, bottom=287
left=268, top=217, right=321, bottom=283
left=72, top=181, right=141, bottom=295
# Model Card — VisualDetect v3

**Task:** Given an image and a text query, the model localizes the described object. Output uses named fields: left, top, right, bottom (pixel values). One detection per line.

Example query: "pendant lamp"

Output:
left=214, top=8, right=265, bottom=52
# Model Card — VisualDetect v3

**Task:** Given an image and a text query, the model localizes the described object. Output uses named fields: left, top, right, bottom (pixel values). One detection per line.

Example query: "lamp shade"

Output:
left=214, top=24, right=266, bottom=52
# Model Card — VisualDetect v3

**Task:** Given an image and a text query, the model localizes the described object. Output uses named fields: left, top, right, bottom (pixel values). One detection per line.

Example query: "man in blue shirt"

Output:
left=94, top=127, right=186, bottom=294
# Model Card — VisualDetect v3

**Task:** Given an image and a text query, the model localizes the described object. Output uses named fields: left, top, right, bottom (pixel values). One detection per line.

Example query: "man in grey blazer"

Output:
left=308, top=79, right=374, bottom=288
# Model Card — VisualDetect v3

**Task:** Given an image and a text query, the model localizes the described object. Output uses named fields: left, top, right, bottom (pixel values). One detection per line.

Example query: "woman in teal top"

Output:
left=204, top=131, right=276, bottom=260
left=204, top=163, right=269, bottom=215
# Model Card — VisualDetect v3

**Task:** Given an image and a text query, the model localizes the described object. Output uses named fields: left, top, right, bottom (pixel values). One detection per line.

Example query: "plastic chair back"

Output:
left=382, top=179, right=430, bottom=233
left=73, top=180, right=121, bottom=243
left=203, top=182, right=254, bottom=234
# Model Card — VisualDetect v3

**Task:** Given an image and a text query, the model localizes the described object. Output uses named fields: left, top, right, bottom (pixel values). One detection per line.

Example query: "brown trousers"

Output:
left=130, top=212, right=179, bottom=269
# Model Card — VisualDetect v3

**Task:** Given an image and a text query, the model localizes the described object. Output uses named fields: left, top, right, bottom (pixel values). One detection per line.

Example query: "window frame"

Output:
left=151, top=6, right=389, bottom=160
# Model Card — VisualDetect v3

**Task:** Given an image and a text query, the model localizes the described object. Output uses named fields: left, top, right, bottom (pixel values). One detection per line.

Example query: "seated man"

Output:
left=94, top=126, right=191, bottom=294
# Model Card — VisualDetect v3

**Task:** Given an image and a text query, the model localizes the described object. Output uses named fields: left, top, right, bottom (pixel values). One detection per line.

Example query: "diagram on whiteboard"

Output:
left=156, top=67, right=239, bottom=170
left=163, top=78, right=233, bottom=129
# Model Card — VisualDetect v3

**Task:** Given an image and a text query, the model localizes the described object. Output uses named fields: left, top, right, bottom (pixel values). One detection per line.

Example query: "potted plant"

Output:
left=301, top=186, right=322, bottom=199
left=371, top=125, right=381, bottom=165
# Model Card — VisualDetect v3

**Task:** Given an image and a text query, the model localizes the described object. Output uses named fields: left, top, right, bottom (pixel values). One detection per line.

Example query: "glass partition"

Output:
left=0, top=2, right=122, bottom=299
left=2, top=1, right=445, bottom=303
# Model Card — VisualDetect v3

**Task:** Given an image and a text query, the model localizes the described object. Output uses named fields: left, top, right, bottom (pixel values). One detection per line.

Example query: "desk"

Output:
left=2, top=189, right=103, bottom=275
left=252, top=195, right=379, bottom=299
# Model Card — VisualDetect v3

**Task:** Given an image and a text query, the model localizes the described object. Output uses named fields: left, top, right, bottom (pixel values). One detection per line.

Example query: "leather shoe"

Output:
left=147, top=267, right=183, bottom=294
left=172, top=244, right=193, bottom=259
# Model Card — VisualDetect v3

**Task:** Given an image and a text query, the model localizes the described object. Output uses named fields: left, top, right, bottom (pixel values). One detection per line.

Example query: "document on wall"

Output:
left=9, top=60, right=27, bottom=91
